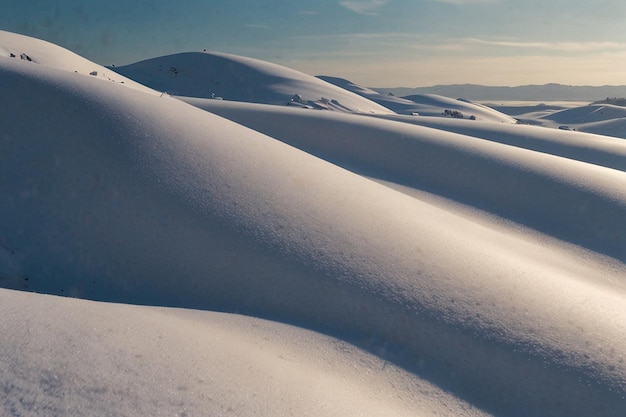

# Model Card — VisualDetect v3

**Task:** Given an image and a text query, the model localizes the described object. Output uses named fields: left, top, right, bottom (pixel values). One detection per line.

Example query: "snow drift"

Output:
left=2, top=31, right=626, bottom=417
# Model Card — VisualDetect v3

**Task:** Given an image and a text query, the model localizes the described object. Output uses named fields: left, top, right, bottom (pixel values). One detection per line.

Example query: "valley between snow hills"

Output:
left=1, top=29, right=626, bottom=417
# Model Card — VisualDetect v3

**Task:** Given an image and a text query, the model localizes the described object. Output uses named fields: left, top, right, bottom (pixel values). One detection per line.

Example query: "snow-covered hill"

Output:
left=0, top=29, right=155, bottom=93
left=2, top=31, right=626, bottom=417
left=542, top=103, right=626, bottom=125
left=112, top=51, right=393, bottom=113
left=487, top=101, right=626, bottom=139
left=319, top=75, right=516, bottom=123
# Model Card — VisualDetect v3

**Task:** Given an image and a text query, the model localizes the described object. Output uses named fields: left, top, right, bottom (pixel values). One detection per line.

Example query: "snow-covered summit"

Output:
left=112, top=51, right=394, bottom=113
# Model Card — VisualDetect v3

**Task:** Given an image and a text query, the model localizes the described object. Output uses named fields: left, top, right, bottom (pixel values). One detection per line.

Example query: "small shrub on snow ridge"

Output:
left=443, top=109, right=464, bottom=119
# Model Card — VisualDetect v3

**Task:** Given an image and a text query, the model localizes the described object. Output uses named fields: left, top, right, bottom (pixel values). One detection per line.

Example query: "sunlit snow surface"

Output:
left=1, top=30, right=626, bottom=417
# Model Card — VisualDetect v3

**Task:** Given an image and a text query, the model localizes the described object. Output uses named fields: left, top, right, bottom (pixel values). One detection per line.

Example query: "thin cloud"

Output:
left=339, top=0, right=390, bottom=15
left=427, top=0, right=496, bottom=4
left=465, top=38, right=625, bottom=53
left=244, top=24, right=271, bottom=30
left=280, top=50, right=626, bottom=88
left=290, top=32, right=470, bottom=56
left=291, top=32, right=433, bottom=43
left=275, top=32, right=625, bottom=59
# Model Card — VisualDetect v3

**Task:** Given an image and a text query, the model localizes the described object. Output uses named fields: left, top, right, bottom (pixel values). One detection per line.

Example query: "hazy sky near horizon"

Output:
left=2, top=0, right=626, bottom=87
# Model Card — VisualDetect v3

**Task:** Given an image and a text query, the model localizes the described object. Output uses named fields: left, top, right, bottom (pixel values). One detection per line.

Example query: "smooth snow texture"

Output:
left=112, top=51, right=394, bottom=113
left=577, top=117, right=626, bottom=138
left=182, top=98, right=626, bottom=262
left=318, top=75, right=517, bottom=123
left=2, top=288, right=487, bottom=417
left=537, top=104, right=626, bottom=139
left=543, top=103, right=626, bottom=125
left=0, top=29, right=156, bottom=94
left=488, top=101, right=626, bottom=139
left=2, top=31, right=626, bottom=417
left=368, top=112, right=626, bottom=172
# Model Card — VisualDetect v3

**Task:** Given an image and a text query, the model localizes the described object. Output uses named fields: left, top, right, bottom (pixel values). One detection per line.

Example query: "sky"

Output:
left=2, top=0, right=626, bottom=87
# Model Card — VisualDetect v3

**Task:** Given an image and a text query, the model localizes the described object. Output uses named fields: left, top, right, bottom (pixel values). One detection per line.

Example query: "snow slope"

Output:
left=112, top=51, right=393, bottom=113
left=319, top=75, right=516, bottom=123
left=488, top=101, right=626, bottom=139
left=538, top=104, right=626, bottom=139
left=0, top=30, right=156, bottom=94
left=367, top=112, right=626, bottom=172
left=182, top=98, right=626, bottom=262
left=576, top=117, right=626, bottom=138
left=2, top=288, right=483, bottom=417
left=541, top=103, right=626, bottom=125
left=2, top=31, right=626, bottom=417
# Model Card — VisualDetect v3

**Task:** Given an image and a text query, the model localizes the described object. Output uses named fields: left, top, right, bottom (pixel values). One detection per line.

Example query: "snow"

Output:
left=486, top=100, right=626, bottom=139
left=111, top=51, right=394, bottom=114
left=542, top=103, right=626, bottom=125
left=2, top=30, right=626, bottom=417
left=368, top=113, right=626, bottom=172
left=319, top=75, right=517, bottom=123
left=0, top=30, right=156, bottom=94
left=2, top=288, right=484, bottom=417
left=179, top=98, right=626, bottom=262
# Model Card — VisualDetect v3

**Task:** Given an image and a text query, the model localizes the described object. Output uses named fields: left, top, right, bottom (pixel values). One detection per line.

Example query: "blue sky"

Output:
left=2, top=0, right=626, bottom=86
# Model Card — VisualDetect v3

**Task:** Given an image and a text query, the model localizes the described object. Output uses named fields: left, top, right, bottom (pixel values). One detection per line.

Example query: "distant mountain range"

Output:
left=371, top=83, right=626, bottom=102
